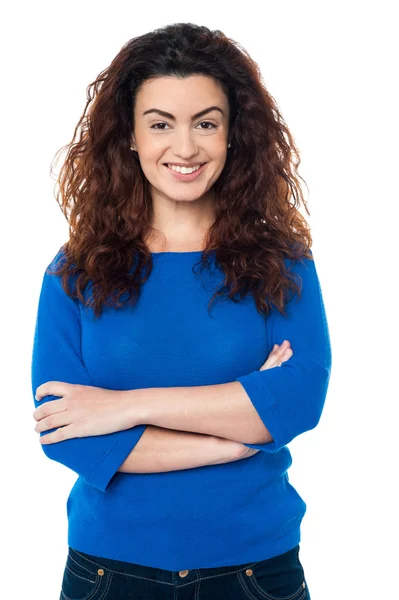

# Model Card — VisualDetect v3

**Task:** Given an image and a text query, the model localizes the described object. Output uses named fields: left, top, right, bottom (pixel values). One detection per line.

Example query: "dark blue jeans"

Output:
left=60, top=544, right=311, bottom=599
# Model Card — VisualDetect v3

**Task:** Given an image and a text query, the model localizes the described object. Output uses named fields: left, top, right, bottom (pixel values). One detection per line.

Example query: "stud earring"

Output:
left=227, top=143, right=231, bottom=148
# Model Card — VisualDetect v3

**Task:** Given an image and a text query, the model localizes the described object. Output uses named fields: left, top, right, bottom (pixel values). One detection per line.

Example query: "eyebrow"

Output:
left=142, top=106, right=224, bottom=120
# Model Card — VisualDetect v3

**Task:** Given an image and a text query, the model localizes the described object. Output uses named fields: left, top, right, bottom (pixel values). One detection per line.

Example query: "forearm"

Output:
left=118, top=425, right=248, bottom=474
left=128, top=382, right=272, bottom=445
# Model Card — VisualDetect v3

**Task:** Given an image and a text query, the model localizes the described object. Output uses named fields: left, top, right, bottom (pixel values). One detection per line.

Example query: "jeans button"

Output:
left=179, top=570, right=189, bottom=578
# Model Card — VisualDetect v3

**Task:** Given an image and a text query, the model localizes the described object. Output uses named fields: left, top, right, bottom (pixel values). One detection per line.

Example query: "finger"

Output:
left=33, top=399, right=67, bottom=422
left=39, top=425, right=75, bottom=445
left=34, top=409, right=69, bottom=433
left=279, top=340, right=291, bottom=350
left=279, top=348, right=293, bottom=362
left=262, top=346, right=284, bottom=367
left=261, top=355, right=282, bottom=370
left=261, top=342, right=292, bottom=370
left=271, top=347, right=293, bottom=368
left=279, top=342, right=292, bottom=355
left=272, top=345, right=288, bottom=362
left=35, top=381, right=75, bottom=401
left=270, top=343, right=283, bottom=357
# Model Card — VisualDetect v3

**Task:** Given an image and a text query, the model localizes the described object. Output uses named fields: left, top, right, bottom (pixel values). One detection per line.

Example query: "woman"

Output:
left=31, top=22, right=331, bottom=600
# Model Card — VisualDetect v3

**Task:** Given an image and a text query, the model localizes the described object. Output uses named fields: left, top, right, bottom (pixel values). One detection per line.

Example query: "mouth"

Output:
left=163, top=162, right=207, bottom=181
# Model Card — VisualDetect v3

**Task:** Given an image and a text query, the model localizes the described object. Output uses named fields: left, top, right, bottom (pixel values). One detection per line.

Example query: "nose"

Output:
left=172, top=130, right=198, bottom=158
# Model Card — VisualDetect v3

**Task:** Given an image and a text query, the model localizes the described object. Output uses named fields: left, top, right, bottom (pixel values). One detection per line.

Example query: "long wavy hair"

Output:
left=47, top=22, right=312, bottom=319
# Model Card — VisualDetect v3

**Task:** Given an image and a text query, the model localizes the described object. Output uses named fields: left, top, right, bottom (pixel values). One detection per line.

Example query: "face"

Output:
left=131, top=75, right=230, bottom=206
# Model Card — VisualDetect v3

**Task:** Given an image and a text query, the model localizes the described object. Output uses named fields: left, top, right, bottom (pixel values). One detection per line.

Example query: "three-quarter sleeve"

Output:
left=31, top=251, right=147, bottom=492
left=236, top=251, right=332, bottom=452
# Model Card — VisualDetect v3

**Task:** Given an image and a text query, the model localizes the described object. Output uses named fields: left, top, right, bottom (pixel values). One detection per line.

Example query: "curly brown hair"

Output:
left=47, top=22, right=313, bottom=319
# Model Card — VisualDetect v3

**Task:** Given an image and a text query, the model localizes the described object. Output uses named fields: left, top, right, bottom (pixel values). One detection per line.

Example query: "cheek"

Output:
left=135, top=152, right=161, bottom=173
left=211, top=155, right=228, bottom=174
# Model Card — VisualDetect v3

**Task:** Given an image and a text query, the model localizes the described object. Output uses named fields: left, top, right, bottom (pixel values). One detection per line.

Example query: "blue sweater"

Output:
left=31, top=247, right=332, bottom=570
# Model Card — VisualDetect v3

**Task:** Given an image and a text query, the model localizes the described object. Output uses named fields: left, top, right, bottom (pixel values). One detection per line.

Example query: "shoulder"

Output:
left=46, top=243, right=69, bottom=271
left=282, top=249, right=326, bottom=307
left=283, top=248, right=316, bottom=282
left=41, top=244, right=79, bottom=303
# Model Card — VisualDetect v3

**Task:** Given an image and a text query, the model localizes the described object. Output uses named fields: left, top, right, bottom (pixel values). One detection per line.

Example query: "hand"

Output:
left=260, top=340, right=293, bottom=371
left=33, top=382, right=135, bottom=444
left=243, top=341, right=293, bottom=458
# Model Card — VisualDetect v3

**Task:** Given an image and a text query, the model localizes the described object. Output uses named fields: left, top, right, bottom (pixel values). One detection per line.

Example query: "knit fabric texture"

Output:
left=31, top=247, right=332, bottom=570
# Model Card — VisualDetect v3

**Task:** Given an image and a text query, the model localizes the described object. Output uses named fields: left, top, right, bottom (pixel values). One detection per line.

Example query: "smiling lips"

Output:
left=166, top=163, right=204, bottom=172
left=164, top=163, right=207, bottom=180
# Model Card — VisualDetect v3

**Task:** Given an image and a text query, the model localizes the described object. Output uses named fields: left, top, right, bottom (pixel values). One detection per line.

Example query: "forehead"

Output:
left=135, top=75, right=228, bottom=115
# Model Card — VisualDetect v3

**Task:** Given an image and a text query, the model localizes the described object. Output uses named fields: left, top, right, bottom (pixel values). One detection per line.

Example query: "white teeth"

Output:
left=167, top=164, right=201, bottom=174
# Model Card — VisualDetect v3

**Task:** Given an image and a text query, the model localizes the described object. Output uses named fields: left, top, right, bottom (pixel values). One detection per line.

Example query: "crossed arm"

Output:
left=118, top=340, right=292, bottom=473
left=117, top=377, right=276, bottom=474
left=119, top=425, right=249, bottom=474
left=32, top=250, right=331, bottom=491
left=34, top=345, right=289, bottom=475
left=117, top=374, right=278, bottom=474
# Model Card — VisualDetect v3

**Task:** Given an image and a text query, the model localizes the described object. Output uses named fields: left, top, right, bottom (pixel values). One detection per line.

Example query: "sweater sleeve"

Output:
left=31, top=250, right=147, bottom=493
left=236, top=250, right=332, bottom=452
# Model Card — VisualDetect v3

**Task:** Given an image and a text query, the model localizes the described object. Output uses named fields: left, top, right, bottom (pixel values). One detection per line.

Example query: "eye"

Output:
left=151, top=122, right=169, bottom=130
left=150, top=121, right=217, bottom=130
left=198, top=121, right=217, bottom=129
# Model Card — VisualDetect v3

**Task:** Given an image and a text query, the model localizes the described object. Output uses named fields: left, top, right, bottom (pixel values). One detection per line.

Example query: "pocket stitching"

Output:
left=62, top=555, right=104, bottom=600
left=61, top=577, right=102, bottom=600
left=68, top=552, right=98, bottom=576
left=254, top=576, right=306, bottom=600
left=65, top=564, right=97, bottom=584
left=237, top=571, right=265, bottom=600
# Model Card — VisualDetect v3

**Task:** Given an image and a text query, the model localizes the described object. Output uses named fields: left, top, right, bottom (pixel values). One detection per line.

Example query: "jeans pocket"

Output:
left=239, top=574, right=307, bottom=600
left=60, top=549, right=107, bottom=600
left=236, top=548, right=308, bottom=600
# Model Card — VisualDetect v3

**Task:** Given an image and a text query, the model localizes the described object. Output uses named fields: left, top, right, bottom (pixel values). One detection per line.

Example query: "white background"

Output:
left=1, top=1, right=398, bottom=598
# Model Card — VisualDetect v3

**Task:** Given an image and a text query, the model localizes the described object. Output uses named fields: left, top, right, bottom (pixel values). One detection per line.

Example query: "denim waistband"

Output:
left=68, top=544, right=300, bottom=588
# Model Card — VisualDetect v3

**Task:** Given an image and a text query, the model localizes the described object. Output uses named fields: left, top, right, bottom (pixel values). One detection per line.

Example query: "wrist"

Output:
left=122, top=388, right=151, bottom=426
